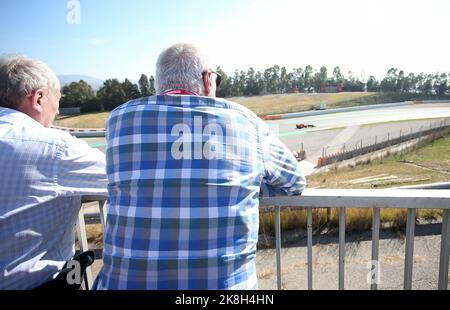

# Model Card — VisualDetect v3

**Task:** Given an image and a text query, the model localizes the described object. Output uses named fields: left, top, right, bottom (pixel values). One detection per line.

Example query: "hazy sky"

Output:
left=1, top=0, right=449, bottom=81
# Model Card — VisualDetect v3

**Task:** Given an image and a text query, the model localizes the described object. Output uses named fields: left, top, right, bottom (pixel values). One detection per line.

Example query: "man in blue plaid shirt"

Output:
left=95, top=43, right=306, bottom=290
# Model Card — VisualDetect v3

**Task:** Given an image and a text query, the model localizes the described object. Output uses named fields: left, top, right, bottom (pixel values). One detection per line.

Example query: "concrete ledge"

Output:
left=52, top=125, right=106, bottom=137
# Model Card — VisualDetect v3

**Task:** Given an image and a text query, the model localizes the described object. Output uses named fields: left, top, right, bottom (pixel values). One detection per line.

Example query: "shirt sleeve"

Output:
left=258, top=119, right=306, bottom=197
left=55, top=134, right=108, bottom=197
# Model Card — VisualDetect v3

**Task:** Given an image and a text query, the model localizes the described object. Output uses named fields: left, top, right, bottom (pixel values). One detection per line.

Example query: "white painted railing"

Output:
left=77, top=188, right=450, bottom=290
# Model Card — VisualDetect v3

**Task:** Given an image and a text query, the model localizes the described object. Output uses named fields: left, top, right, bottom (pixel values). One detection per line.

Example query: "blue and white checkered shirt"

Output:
left=95, top=95, right=306, bottom=290
left=0, top=107, right=107, bottom=289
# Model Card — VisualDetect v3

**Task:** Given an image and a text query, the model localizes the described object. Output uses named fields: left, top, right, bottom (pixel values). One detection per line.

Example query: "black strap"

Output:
left=33, top=251, right=95, bottom=290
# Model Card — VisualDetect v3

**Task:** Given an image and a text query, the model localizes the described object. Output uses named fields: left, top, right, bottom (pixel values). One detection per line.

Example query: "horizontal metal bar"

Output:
left=260, top=189, right=450, bottom=209
left=396, top=182, right=450, bottom=190
left=82, top=195, right=108, bottom=202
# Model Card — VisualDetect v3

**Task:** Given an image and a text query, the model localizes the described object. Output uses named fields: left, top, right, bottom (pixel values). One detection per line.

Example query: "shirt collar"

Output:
left=162, top=89, right=199, bottom=96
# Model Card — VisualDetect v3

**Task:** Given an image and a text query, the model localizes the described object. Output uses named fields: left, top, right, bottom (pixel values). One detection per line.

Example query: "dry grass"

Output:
left=261, top=133, right=450, bottom=235
left=54, top=112, right=109, bottom=128
left=230, top=92, right=379, bottom=116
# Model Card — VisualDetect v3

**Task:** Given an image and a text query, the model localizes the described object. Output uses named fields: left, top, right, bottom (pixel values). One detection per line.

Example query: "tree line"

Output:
left=60, top=67, right=449, bottom=112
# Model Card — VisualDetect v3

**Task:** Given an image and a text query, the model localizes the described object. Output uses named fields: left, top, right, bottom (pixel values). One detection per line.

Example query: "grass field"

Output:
left=55, top=92, right=382, bottom=128
left=54, top=112, right=110, bottom=128
left=229, top=92, right=380, bottom=115
left=260, top=132, right=450, bottom=237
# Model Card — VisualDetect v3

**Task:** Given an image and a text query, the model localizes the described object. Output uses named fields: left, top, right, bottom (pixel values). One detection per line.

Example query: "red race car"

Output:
left=296, top=123, right=315, bottom=129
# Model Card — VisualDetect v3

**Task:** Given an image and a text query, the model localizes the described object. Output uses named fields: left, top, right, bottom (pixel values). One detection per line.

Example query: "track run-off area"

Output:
left=81, top=102, right=450, bottom=175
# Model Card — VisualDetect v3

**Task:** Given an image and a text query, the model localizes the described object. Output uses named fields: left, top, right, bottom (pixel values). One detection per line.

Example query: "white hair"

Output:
left=0, top=55, right=60, bottom=109
left=155, top=43, right=209, bottom=95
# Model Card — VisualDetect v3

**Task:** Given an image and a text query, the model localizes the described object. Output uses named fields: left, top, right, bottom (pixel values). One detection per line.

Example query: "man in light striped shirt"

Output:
left=95, top=43, right=306, bottom=290
left=0, top=56, right=107, bottom=289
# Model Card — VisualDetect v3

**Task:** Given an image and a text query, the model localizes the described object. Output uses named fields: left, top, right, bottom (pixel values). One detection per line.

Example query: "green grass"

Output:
left=361, top=117, right=449, bottom=127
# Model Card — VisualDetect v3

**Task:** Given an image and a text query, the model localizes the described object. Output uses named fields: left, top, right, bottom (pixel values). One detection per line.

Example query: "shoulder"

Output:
left=199, top=96, right=262, bottom=125
left=107, top=97, right=155, bottom=119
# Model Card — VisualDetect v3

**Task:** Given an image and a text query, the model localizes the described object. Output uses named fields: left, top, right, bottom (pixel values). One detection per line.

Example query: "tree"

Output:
left=332, top=66, right=343, bottom=84
left=122, top=78, right=140, bottom=100
left=215, top=66, right=232, bottom=98
left=366, top=76, right=379, bottom=92
left=138, top=74, right=151, bottom=97
left=292, top=67, right=304, bottom=91
left=381, top=68, right=398, bottom=92
left=396, top=70, right=405, bottom=93
left=149, top=75, right=155, bottom=95
left=97, top=79, right=126, bottom=111
left=314, top=66, right=328, bottom=92
left=60, top=80, right=95, bottom=108
left=423, top=74, right=434, bottom=95
left=280, top=66, right=289, bottom=93
left=436, top=73, right=448, bottom=95
left=303, top=65, right=314, bottom=92
left=404, top=73, right=415, bottom=93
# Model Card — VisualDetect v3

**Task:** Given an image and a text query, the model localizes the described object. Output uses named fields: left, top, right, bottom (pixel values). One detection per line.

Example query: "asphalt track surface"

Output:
left=82, top=102, right=450, bottom=175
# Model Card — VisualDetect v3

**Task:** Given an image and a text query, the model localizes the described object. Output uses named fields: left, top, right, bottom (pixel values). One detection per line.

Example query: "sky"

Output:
left=1, top=0, right=449, bottom=82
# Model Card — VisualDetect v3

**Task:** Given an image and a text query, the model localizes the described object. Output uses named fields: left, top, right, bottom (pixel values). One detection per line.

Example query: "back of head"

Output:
left=155, top=43, right=209, bottom=95
left=0, top=56, right=60, bottom=110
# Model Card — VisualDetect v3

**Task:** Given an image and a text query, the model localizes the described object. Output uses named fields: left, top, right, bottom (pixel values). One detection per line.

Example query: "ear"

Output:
left=30, top=89, right=45, bottom=113
left=202, top=71, right=213, bottom=97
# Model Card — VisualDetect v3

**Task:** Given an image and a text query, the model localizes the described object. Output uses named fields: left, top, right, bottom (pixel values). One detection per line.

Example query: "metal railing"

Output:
left=77, top=188, right=450, bottom=290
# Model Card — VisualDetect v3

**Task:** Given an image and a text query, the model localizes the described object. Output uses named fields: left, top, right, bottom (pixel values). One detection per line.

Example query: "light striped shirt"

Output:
left=0, top=107, right=107, bottom=289
left=95, top=95, right=306, bottom=290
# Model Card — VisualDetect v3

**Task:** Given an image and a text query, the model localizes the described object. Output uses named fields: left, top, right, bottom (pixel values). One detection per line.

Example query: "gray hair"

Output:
left=155, top=43, right=209, bottom=95
left=0, top=55, right=60, bottom=109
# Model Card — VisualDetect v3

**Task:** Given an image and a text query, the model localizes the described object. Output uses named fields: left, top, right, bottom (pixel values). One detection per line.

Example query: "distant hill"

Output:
left=57, top=75, right=104, bottom=90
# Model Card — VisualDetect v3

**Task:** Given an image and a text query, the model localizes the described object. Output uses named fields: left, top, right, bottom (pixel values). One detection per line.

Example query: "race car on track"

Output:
left=295, top=123, right=316, bottom=129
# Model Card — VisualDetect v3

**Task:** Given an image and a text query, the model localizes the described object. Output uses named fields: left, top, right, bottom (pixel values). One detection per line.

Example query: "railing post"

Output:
left=339, top=207, right=346, bottom=290
left=275, top=206, right=282, bottom=290
left=371, top=208, right=381, bottom=290
left=438, top=209, right=450, bottom=290
left=98, top=200, right=107, bottom=232
left=307, top=208, right=313, bottom=290
left=76, top=207, right=94, bottom=289
left=404, top=208, right=416, bottom=290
